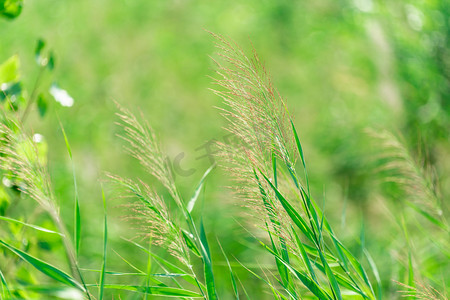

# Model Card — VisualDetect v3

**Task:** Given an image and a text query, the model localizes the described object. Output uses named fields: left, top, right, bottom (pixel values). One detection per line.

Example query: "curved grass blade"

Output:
left=292, top=229, right=317, bottom=283
left=217, top=239, right=239, bottom=299
left=290, top=120, right=310, bottom=197
left=182, top=229, right=201, bottom=257
left=260, top=241, right=332, bottom=300
left=363, top=249, right=381, bottom=300
left=259, top=171, right=315, bottom=243
left=59, top=120, right=81, bottom=256
left=0, top=239, right=84, bottom=291
left=407, top=202, right=448, bottom=231
left=99, top=186, right=107, bottom=300
left=199, top=220, right=218, bottom=300
left=124, top=238, right=203, bottom=289
left=0, top=216, right=63, bottom=236
left=99, top=285, right=203, bottom=297
left=236, top=260, right=288, bottom=300
left=12, top=285, right=84, bottom=298
left=325, top=229, right=374, bottom=296
left=0, top=268, right=12, bottom=298
left=187, top=163, right=215, bottom=213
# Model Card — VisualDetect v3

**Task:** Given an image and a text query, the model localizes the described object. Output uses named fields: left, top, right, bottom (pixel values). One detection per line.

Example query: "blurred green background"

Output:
left=1, top=0, right=449, bottom=298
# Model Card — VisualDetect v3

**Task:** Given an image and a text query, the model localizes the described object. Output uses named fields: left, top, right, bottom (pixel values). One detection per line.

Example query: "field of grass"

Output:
left=0, top=0, right=449, bottom=299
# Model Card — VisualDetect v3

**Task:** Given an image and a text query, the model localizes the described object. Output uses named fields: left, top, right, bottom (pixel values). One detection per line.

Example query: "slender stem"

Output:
left=52, top=212, right=92, bottom=300
left=21, top=66, right=45, bottom=124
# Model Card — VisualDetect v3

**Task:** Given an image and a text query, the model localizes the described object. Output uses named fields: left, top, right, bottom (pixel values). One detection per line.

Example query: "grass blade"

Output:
left=99, top=187, right=107, bottom=300
left=59, top=120, right=81, bottom=256
left=363, top=249, right=381, bottom=300
left=0, top=216, right=63, bottom=236
left=187, top=163, right=215, bottom=213
left=292, top=229, right=317, bottom=283
left=261, top=241, right=332, bottom=300
left=0, top=268, right=11, bottom=298
left=93, top=285, right=202, bottom=297
left=181, top=229, right=201, bottom=257
left=0, top=239, right=84, bottom=291
left=259, top=171, right=315, bottom=243
left=217, top=239, right=239, bottom=299
left=199, top=220, right=218, bottom=299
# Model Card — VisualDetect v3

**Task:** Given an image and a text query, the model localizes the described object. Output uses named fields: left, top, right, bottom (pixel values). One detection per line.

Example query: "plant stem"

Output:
left=21, top=66, right=45, bottom=124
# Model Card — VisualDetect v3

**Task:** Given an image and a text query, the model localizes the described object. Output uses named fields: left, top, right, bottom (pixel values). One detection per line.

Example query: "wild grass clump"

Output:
left=0, top=34, right=447, bottom=299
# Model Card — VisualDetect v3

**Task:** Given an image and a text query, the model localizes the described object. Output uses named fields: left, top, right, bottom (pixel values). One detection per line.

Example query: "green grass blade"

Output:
left=0, top=216, right=63, bottom=236
left=217, top=239, right=239, bottom=299
left=199, top=220, right=218, bottom=300
left=266, top=225, right=289, bottom=292
left=290, top=120, right=310, bottom=196
left=407, top=202, right=448, bottom=231
left=0, top=239, right=84, bottom=291
left=292, top=229, right=317, bottom=283
left=261, top=241, right=332, bottom=300
left=59, top=120, right=81, bottom=256
left=97, top=285, right=203, bottom=297
left=11, top=285, right=83, bottom=298
left=363, top=249, right=381, bottom=300
left=236, top=260, right=289, bottom=300
left=259, top=171, right=315, bottom=243
left=181, top=229, right=201, bottom=257
left=317, top=247, right=342, bottom=300
left=312, top=261, right=369, bottom=299
left=99, top=187, right=107, bottom=300
left=0, top=268, right=11, bottom=298
left=187, top=164, right=215, bottom=213
left=325, top=230, right=374, bottom=296
left=272, top=152, right=278, bottom=188
left=144, top=239, right=152, bottom=300
left=407, top=252, right=415, bottom=298
left=124, top=238, right=203, bottom=289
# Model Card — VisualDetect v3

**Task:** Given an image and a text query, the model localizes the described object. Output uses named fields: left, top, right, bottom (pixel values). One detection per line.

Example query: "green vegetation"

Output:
left=0, top=1, right=449, bottom=299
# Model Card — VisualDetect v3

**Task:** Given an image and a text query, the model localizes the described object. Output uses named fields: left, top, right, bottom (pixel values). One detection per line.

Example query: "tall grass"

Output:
left=0, top=35, right=447, bottom=299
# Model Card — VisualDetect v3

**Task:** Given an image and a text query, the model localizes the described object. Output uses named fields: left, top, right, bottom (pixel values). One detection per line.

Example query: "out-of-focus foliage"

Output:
left=0, top=0, right=22, bottom=19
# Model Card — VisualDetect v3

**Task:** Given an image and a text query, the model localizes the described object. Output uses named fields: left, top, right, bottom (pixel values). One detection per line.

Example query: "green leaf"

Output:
left=292, top=229, right=317, bottom=283
left=0, top=239, right=84, bottom=291
left=407, top=202, right=448, bottom=231
left=0, top=0, right=23, bottom=19
left=0, top=55, right=20, bottom=84
left=59, top=120, right=81, bottom=256
left=124, top=238, right=202, bottom=288
left=35, top=39, right=46, bottom=65
left=59, top=120, right=72, bottom=159
left=290, top=119, right=306, bottom=170
left=217, top=240, right=239, bottom=299
left=317, top=246, right=342, bottom=300
left=0, top=81, right=21, bottom=102
left=100, top=285, right=202, bottom=297
left=37, top=93, right=48, bottom=117
left=47, top=51, right=55, bottom=70
left=325, top=229, right=374, bottom=296
left=12, top=285, right=83, bottom=298
left=0, top=216, right=63, bottom=235
left=364, top=249, right=381, bottom=300
left=259, top=171, right=315, bottom=243
left=0, top=268, right=11, bottom=298
left=261, top=241, right=332, bottom=300
left=181, top=229, right=201, bottom=257
left=199, top=220, right=217, bottom=300
left=0, top=187, right=11, bottom=215
left=186, top=163, right=215, bottom=213
left=237, top=260, right=288, bottom=300
left=99, top=187, right=107, bottom=300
